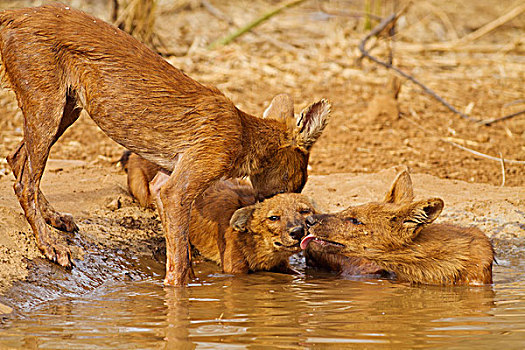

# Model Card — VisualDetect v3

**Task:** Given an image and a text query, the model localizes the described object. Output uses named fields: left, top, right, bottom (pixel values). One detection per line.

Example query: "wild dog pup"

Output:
left=145, top=167, right=315, bottom=274
left=301, top=170, right=494, bottom=285
left=121, top=152, right=314, bottom=274
left=224, top=191, right=315, bottom=274
left=0, top=4, right=330, bottom=286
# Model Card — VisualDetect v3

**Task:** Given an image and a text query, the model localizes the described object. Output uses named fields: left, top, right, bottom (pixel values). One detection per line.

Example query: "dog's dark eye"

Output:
left=268, top=215, right=280, bottom=221
left=346, top=217, right=363, bottom=225
left=299, top=209, right=311, bottom=215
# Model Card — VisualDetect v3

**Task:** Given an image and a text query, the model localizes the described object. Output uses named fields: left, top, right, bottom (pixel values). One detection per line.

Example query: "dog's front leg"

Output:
left=159, top=152, right=225, bottom=286
left=159, top=176, right=193, bottom=286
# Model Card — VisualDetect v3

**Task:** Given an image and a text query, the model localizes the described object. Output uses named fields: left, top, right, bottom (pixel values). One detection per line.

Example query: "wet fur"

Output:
left=0, top=5, right=329, bottom=285
left=305, top=245, right=390, bottom=278
left=305, top=170, right=494, bottom=285
left=122, top=152, right=314, bottom=274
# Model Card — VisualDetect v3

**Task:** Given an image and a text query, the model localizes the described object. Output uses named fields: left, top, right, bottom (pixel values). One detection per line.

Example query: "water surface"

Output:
left=1, top=253, right=525, bottom=349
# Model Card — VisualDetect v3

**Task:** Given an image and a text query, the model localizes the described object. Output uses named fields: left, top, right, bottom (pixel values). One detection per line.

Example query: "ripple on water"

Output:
left=1, top=255, right=525, bottom=349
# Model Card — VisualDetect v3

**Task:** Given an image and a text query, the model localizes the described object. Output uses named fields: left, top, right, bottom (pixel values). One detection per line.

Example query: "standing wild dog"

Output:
left=121, top=152, right=315, bottom=274
left=0, top=5, right=330, bottom=286
left=119, top=94, right=299, bottom=209
left=302, top=170, right=494, bottom=285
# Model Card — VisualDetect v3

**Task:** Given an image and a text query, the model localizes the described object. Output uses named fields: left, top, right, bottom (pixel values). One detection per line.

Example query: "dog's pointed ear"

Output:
left=294, top=99, right=331, bottom=151
left=230, top=205, right=256, bottom=232
left=263, top=93, right=295, bottom=123
left=384, top=169, right=414, bottom=204
left=400, top=198, right=444, bottom=240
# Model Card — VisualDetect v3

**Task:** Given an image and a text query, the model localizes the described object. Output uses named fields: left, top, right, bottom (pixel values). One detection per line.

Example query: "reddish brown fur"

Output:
left=221, top=191, right=315, bottom=274
left=303, top=170, right=494, bottom=285
left=0, top=5, right=330, bottom=285
left=122, top=151, right=315, bottom=274
left=120, top=151, right=160, bottom=209
left=305, top=245, right=389, bottom=278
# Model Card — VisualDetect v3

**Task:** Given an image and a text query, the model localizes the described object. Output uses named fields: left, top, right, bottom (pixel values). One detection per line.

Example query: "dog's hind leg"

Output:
left=9, top=81, right=79, bottom=266
left=7, top=93, right=82, bottom=233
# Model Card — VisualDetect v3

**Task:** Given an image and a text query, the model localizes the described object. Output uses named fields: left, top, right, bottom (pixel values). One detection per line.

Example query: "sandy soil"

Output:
left=0, top=0, right=524, bottom=312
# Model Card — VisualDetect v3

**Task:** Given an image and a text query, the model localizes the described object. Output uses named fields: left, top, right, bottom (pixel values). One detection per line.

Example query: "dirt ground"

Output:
left=0, top=0, right=524, bottom=310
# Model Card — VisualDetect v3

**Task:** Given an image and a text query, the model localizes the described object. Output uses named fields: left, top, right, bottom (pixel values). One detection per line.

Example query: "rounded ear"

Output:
left=262, top=93, right=294, bottom=122
left=230, top=205, right=256, bottom=232
left=294, top=99, right=331, bottom=151
left=384, top=169, right=414, bottom=204
left=403, top=198, right=444, bottom=230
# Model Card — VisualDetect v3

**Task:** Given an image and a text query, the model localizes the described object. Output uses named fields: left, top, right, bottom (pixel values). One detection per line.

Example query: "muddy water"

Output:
left=1, top=252, right=525, bottom=349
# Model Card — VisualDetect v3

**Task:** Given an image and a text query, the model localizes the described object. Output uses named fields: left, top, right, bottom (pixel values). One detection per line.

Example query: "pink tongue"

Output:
left=300, top=234, right=316, bottom=250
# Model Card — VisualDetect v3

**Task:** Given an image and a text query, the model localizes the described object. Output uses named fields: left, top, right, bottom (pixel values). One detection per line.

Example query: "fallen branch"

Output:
left=358, top=10, right=479, bottom=123
left=208, top=0, right=307, bottom=49
left=401, top=112, right=525, bottom=165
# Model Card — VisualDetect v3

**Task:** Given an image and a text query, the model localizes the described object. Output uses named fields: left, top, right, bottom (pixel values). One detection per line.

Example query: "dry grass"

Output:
left=0, top=0, right=524, bottom=185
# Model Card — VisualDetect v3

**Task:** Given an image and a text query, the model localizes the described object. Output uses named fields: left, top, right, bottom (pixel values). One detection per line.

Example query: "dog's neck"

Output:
left=236, top=231, right=288, bottom=272
left=230, top=110, right=289, bottom=178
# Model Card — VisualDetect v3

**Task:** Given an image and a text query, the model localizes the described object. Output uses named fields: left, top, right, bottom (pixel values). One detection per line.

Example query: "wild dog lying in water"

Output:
left=122, top=152, right=315, bottom=274
left=302, top=170, right=494, bottom=285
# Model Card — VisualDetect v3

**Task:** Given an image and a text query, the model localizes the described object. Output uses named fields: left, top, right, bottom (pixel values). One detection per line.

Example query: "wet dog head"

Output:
left=230, top=193, right=315, bottom=255
left=251, top=95, right=331, bottom=201
left=301, top=170, right=444, bottom=256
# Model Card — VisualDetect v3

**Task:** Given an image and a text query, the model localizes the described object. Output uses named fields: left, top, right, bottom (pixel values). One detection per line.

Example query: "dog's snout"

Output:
left=306, top=215, right=317, bottom=227
left=289, top=226, right=305, bottom=240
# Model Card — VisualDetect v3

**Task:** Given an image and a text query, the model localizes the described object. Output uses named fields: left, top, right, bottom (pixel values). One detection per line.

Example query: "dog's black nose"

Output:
left=289, top=226, right=305, bottom=240
left=306, top=215, right=317, bottom=227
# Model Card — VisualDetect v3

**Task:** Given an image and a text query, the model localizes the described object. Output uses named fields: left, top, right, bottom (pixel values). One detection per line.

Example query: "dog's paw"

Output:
left=37, top=228, right=74, bottom=269
left=47, top=212, right=79, bottom=233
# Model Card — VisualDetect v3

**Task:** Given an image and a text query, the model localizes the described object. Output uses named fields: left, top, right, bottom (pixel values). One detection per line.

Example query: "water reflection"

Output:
left=163, top=288, right=194, bottom=350
left=1, top=260, right=525, bottom=349
left=157, top=262, right=503, bottom=348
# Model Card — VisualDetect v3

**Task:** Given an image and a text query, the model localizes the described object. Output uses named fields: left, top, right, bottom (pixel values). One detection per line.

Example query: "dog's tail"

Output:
left=119, top=150, right=132, bottom=173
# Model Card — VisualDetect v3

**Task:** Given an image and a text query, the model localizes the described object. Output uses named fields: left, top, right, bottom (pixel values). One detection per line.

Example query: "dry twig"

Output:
left=456, top=3, right=525, bottom=45
left=499, top=152, right=506, bottom=187
left=358, top=9, right=480, bottom=122
left=395, top=41, right=525, bottom=53
left=479, top=110, right=525, bottom=126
